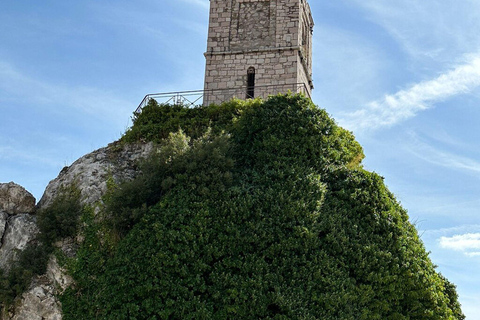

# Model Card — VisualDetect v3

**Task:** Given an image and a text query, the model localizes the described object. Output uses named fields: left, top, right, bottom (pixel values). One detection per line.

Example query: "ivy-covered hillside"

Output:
left=58, top=94, right=464, bottom=319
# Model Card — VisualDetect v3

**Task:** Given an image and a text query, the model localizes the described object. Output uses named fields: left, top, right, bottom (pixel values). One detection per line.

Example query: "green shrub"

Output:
left=37, top=185, right=83, bottom=245
left=106, top=129, right=233, bottom=238
left=0, top=243, right=52, bottom=307
left=320, top=167, right=463, bottom=319
left=231, top=93, right=364, bottom=171
left=121, top=98, right=258, bottom=144
left=61, top=94, right=464, bottom=319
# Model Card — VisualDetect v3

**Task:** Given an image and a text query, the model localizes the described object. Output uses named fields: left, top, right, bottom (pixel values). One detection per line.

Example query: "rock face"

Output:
left=3, top=141, right=153, bottom=320
left=11, top=283, right=61, bottom=320
left=12, top=257, right=72, bottom=320
left=0, top=182, right=36, bottom=215
left=0, top=183, right=37, bottom=271
left=0, top=214, right=39, bottom=270
left=0, top=212, right=7, bottom=242
left=39, top=142, right=153, bottom=209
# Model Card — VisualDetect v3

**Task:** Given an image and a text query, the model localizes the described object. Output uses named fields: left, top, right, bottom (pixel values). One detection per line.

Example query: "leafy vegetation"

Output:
left=0, top=243, right=51, bottom=309
left=121, top=98, right=257, bottom=144
left=37, top=185, right=83, bottom=245
left=59, top=94, right=464, bottom=319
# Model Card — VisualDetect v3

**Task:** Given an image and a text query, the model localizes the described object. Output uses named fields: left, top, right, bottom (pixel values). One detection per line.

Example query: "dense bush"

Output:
left=0, top=243, right=51, bottom=308
left=121, top=98, right=259, bottom=143
left=231, top=94, right=363, bottom=171
left=37, top=185, right=83, bottom=245
left=61, top=94, right=464, bottom=319
left=106, top=129, right=233, bottom=237
left=320, top=167, right=464, bottom=319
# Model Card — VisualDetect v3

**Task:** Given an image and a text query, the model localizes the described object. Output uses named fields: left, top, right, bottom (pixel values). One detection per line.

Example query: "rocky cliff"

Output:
left=0, top=141, right=152, bottom=320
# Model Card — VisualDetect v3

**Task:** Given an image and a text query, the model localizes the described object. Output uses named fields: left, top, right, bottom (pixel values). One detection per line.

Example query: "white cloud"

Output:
left=351, top=0, right=480, bottom=61
left=340, top=55, right=480, bottom=131
left=439, top=233, right=480, bottom=257
left=399, top=131, right=480, bottom=178
left=410, top=145, right=480, bottom=175
left=333, top=1, right=480, bottom=132
left=466, top=252, right=480, bottom=257
left=425, top=225, right=480, bottom=237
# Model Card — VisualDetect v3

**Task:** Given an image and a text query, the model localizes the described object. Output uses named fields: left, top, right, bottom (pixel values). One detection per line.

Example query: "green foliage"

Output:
left=319, top=167, right=461, bottom=319
left=232, top=94, right=364, bottom=171
left=441, top=275, right=466, bottom=320
left=61, top=94, right=464, bottom=319
left=121, top=98, right=257, bottom=144
left=61, top=206, right=114, bottom=319
left=106, top=129, right=234, bottom=237
left=104, top=130, right=191, bottom=236
left=0, top=243, right=51, bottom=308
left=37, top=184, right=83, bottom=245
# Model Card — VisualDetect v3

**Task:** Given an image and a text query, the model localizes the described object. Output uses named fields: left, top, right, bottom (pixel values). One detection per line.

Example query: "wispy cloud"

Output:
left=405, top=131, right=480, bottom=175
left=0, top=145, right=62, bottom=168
left=335, top=1, right=480, bottom=132
left=426, top=225, right=480, bottom=237
left=340, top=55, right=480, bottom=131
left=466, top=252, right=480, bottom=257
left=351, top=0, right=480, bottom=61
left=0, top=61, right=133, bottom=125
left=0, top=61, right=36, bottom=96
left=439, top=233, right=480, bottom=257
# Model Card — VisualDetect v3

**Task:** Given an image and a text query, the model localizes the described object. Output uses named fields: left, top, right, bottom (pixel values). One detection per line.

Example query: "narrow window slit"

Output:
left=246, top=67, right=255, bottom=99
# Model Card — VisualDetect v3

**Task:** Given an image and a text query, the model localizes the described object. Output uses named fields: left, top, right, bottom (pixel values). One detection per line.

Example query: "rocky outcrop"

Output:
left=11, top=283, right=61, bottom=320
left=39, top=142, right=153, bottom=209
left=3, top=141, right=153, bottom=320
left=0, top=182, right=36, bottom=215
left=11, top=257, right=72, bottom=320
left=0, top=212, right=7, bottom=243
left=0, top=183, right=37, bottom=271
left=0, top=214, right=39, bottom=270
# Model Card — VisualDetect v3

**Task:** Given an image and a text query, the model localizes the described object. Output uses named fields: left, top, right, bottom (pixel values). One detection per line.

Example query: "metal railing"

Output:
left=135, top=83, right=311, bottom=114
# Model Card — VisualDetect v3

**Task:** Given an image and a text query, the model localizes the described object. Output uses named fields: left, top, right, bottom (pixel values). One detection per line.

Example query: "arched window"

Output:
left=246, top=67, right=255, bottom=99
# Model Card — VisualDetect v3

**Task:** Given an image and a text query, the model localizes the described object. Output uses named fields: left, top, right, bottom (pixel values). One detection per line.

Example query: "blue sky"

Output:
left=1, top=0, right=479, bottom=318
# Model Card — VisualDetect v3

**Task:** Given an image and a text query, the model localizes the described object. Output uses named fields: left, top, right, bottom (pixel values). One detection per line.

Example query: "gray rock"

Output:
left=38, top=142, right=153, bottom=209
left=0, top=211, right=7, bottom=241
left=0, top=214, right=39, bottom=270
left=46, top=256, right=73, bottom=292
left=12, top=281, right=62, bottom=320
left=10, top=256, right=72, bottom=320
left=6, top=141, right=153, bottom=319
left=0, top=182, right=36, bottom=215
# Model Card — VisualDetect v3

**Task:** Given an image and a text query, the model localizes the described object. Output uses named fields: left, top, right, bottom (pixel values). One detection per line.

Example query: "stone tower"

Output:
left=203, top=0, right=314, bottom=105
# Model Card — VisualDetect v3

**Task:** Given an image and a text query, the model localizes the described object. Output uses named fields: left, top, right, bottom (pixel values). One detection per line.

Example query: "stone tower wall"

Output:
left=204, top=0, right=314, bottom=105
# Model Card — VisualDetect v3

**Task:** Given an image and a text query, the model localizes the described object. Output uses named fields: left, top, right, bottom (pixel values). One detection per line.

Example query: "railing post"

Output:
left=135, top=83, right=313, bottom=113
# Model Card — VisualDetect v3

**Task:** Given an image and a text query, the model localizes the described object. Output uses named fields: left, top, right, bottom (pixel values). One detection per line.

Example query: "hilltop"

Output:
left=1, top=94, right=464, bottom=319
